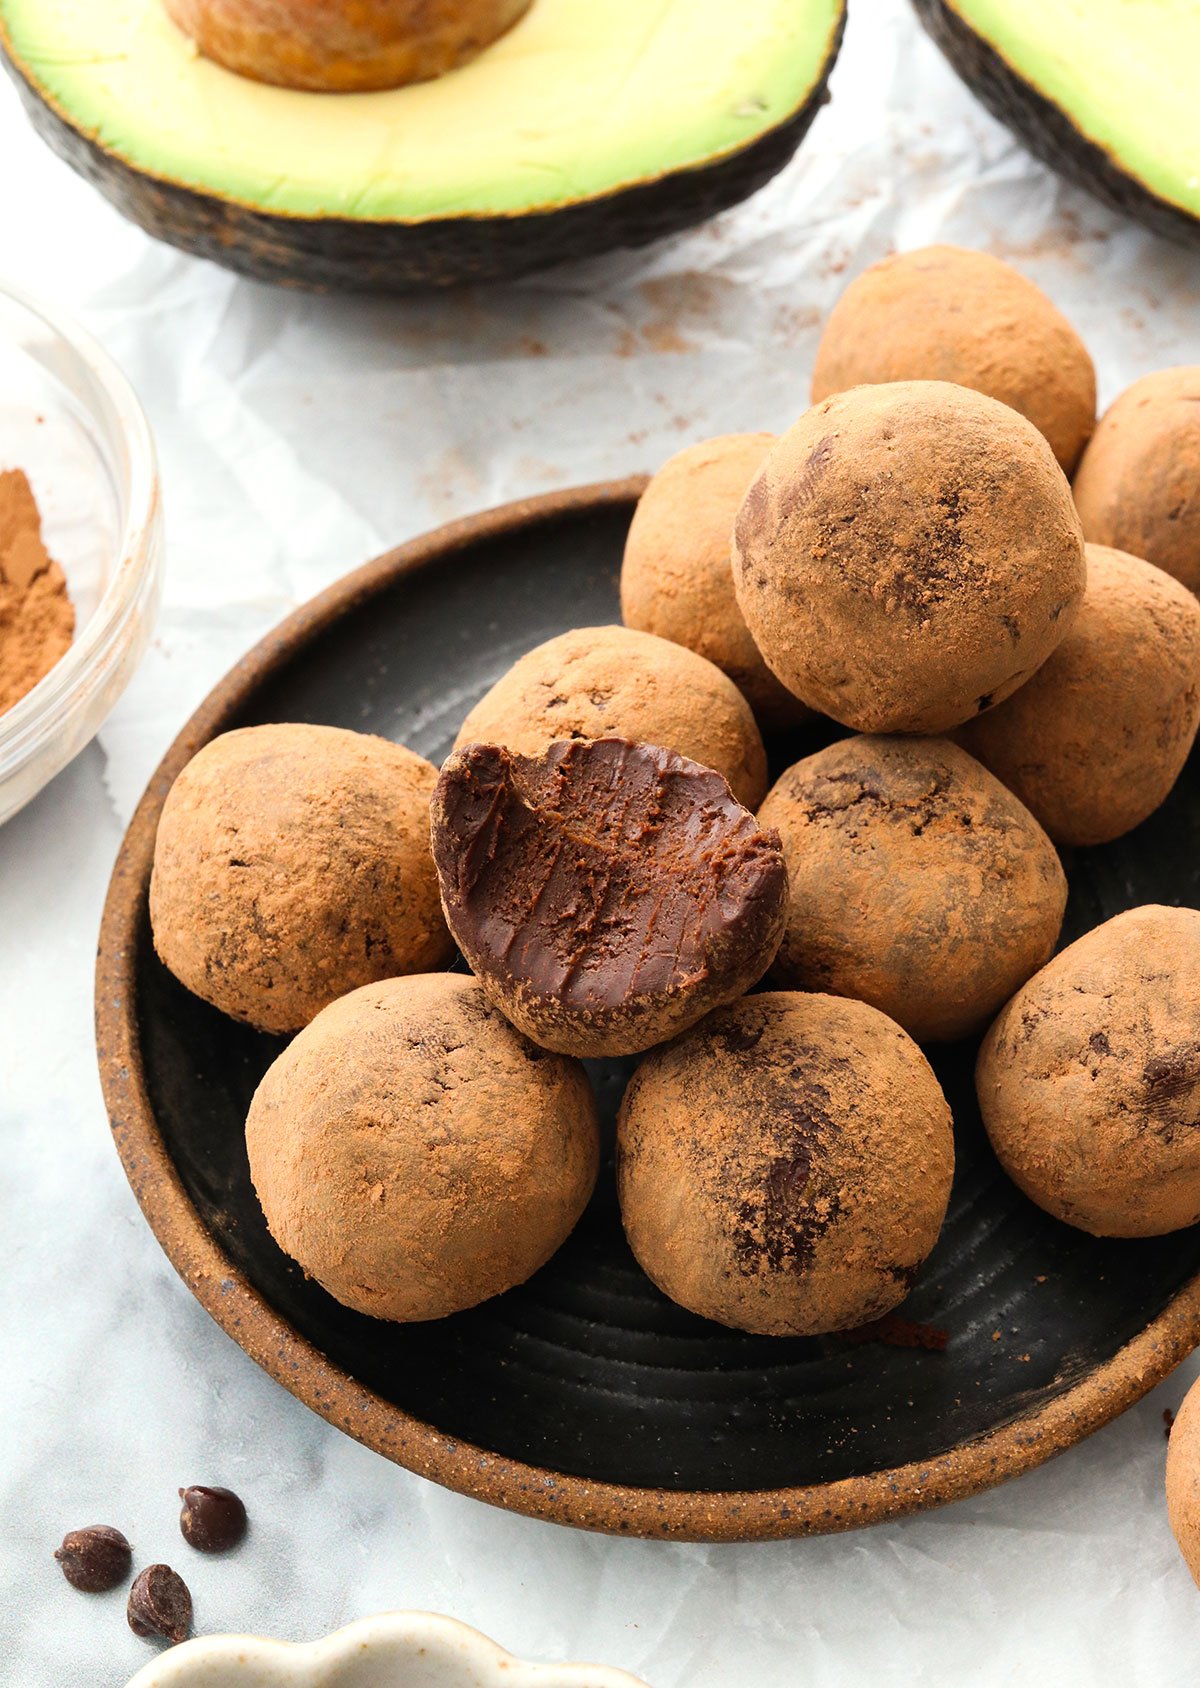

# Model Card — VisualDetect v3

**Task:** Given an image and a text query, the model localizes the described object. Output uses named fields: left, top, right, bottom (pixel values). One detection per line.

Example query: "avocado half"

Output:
left=914, top=0, right=1200, bottom=247
left=0, top=0, right=846, bottom=292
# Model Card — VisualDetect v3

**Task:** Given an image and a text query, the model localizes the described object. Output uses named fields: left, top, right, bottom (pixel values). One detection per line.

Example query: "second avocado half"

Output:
left=915, top=0, right=1200, bottom=247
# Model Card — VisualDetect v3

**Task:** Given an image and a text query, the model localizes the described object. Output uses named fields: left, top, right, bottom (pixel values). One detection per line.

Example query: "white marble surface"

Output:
left=3, top=5, right=1200, bottom=1684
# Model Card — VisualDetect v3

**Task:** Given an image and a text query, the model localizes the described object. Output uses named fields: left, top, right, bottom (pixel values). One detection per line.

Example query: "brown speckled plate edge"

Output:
left=95, top=479, right=1200, bottom=1542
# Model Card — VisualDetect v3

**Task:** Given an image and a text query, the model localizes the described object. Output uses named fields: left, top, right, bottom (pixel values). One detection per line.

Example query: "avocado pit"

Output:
left=162, top=0, right=534, bottom=92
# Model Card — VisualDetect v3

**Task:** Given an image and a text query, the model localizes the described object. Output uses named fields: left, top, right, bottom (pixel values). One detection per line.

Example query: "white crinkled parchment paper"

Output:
left=2, top=3, right=1199, bottom=1684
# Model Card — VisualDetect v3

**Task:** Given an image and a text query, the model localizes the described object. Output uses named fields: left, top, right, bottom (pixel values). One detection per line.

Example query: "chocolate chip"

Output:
left=127, top=1564, right=193, bottom=1645
left=178, top=1485, right=247, bottom=1553
left=54, top=1525, right=132, bottom=1593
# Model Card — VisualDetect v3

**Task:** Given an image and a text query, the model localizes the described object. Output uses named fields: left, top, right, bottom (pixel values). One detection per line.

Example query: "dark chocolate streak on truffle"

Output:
left=731, top=1059, right=844, bottom=1275
left=433, top=738, right=786, bottom=1010
left=1143, top=1043, right=1200, bottom=1106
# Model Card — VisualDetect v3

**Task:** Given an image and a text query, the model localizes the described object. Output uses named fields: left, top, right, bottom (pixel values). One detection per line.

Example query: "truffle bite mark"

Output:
left=431, top=737, right=788, bottom=1057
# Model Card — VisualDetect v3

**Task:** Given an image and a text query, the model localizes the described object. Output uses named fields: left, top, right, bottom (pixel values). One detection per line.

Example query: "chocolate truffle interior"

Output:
left=433, top=738, right=786, bottom=1011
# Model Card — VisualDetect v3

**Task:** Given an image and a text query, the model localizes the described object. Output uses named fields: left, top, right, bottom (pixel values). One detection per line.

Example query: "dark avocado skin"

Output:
left=914, top=0, right=1200, bottom=248
left=0, top=8, right=845, bottom=292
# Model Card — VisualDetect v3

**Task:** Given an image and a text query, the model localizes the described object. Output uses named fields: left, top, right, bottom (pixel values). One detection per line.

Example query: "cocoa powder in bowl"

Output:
left=0, top=468, right=74, bottom=715
left=617, top=991, right=955, bottom=1336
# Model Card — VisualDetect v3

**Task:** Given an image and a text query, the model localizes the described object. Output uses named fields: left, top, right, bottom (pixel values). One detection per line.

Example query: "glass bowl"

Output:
left=0, top=280, right=162, bottom=826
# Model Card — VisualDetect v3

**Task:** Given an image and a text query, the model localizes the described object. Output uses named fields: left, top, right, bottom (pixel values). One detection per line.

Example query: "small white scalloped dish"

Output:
left=123, top=1611, right=650, bottom=1688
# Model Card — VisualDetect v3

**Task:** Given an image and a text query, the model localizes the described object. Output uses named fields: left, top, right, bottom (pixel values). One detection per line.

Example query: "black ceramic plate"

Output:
left=98, top=482, right=1200, bottom=1540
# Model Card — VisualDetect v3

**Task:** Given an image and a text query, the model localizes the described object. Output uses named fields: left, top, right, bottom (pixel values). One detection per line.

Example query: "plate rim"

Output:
left=95, top=478, right=1200, bottom=1543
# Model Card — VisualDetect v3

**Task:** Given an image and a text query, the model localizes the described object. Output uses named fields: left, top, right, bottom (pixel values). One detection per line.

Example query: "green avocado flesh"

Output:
left=0, top=0, right=842, bottom=222
left=945, top=0, right=1200, bottom=218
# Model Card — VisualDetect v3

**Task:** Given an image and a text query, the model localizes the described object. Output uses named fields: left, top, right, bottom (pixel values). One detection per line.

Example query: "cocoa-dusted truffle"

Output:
left=811, top=245, right=1096, bottom=473
left=454, top=625, right=768, bottom=809
left=620, top=435, right=810, bottom=728
left=1167, top=1374, right=1200, bottom=1589
left=246, top=973, right=599, bottom=1321
left=431, top=737, right=788, bottom=1058
left=977, top=906, right=1200, bottom=1238
left=759, top=736, right=1066, bottom=1043
left=617, top=991, right=954, bottom=1336
left=733, top=382, right=1086, bottom=733
left=959, top=545, right=1200, bottom=846
left=151, top=723, right=451, bottom=1035
left=1073, top=367, right=1200, bottom=594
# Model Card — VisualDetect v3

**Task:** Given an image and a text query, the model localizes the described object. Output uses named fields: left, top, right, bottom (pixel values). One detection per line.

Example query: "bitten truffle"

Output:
left=811, top=245, right=1096, bottom=473
left=1073, top=367, right=1200, bottom=594
left=977, top=905, right=1200, bottom=1237
left=620, top=435, right=810, bottom=728
left=150, top=723, right=452, bottom=1034
left=246, top=973, right=599, bottom=1320
left=1167, top=1374, right=1200, bottom=1589
left=958, top=545, right=1200, bottom=846
left=617, top=991, right=954, bottom=1336
left=733, top=382, right=1086, bottom=733
left=431, top=738, right=788, bottom=1058
left=759, top=736, right=1066, bottom=1043
left=454, top=625, right=768, bottom=809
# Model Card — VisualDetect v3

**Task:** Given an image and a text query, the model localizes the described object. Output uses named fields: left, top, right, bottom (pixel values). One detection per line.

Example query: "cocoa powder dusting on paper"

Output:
left=0, top=469, right=74, bottom=715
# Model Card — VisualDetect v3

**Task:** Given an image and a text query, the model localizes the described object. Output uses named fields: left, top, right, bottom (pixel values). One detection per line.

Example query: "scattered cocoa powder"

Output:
left=0, top=469, right=74, bottom=716
left=831, top=1315, right=950, bottom=1353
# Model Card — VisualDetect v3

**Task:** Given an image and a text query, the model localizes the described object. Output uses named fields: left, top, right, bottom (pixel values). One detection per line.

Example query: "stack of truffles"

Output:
left=150, top=244, right=1200, bottom=1348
